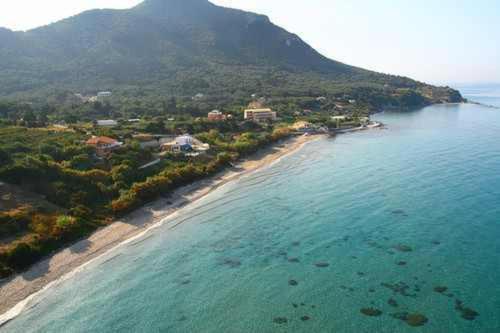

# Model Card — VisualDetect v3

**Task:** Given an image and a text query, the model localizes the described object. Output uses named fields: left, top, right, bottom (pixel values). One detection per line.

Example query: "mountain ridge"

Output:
left=0, top=0, right=462, bottom=104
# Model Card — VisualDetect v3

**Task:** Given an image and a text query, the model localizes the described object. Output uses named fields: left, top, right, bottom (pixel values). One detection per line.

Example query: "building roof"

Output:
left=97, top=120, right=118, bottom=126
left=244, top=108, right=273, bottom=113
left=86, top=136, right=119, bottom=145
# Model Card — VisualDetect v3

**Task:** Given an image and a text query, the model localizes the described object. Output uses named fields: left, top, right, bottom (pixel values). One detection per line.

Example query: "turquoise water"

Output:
left=2, top=102, right=500, bottom=332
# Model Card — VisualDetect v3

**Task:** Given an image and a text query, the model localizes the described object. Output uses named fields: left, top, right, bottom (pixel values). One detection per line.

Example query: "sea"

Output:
left=1, top=85, right=500, bottom=332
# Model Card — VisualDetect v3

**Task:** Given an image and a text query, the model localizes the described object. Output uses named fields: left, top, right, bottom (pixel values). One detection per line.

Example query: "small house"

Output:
left=208, top=110, right=226, bottom=121
left=96, top=120, right=118, bottom=127
left=86, top=136, right=123, bottom=156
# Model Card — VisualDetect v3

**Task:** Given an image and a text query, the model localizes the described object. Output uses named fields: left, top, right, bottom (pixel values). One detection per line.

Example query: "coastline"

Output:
left=0, top=133, right=325, bottom=322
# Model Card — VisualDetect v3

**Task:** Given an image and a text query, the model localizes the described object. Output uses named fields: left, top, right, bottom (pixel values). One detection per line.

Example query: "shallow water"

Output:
left=2, top=102, right=500, bottom=332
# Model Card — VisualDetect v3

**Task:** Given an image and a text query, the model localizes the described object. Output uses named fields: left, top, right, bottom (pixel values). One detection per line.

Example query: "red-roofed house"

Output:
left=86, top=136, right=123, bottom=156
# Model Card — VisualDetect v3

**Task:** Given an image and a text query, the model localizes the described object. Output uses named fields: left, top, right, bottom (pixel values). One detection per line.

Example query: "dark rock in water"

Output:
left=391, top=312, right=429, bottom=327
left=348, top=287, right=355, bottom=292
left=455, top=300, right=479, bottom=321
left=289, top=279, right=299, bottom=286
left=351, top=256, right=358, bottom=259
left=292, top=241, right=301, bottom=247
left=391, top=209, right=407, bottom=216
left=357, top=271, right=366, bottom=276
left=397, top=261, right=407, bottom=266
left=301, top=316, right=311, bottom=321
left=181, top=280, right=191, bottom=285
left=315, top=262, right=330, bottom=268
left=406, top=313, right=429, bottom=327
left=388, top=298, right=398, bottom=307
left=434, top=286, right=448, bottom=293
left=288, top=257, right=300, bottom=263
left=292, top=303, right=298, bottom=308
left=431, top=240, right=441, bottom=245
left=381, top=282, right=417, bottom=297
left=301, top=303, right=306, bottom=306
left=273, top=317, right=288, bottom=325
left=369, top=288, right=376, bottom=293
left=222, top=258, right=241, bottom=268
left=311, top=305, right=316, bottom=309
left=394, top=244, right=413, bottom=252
left=460, top=308, right=479, bottom=321
left=360, top=308, right=383, bottom=317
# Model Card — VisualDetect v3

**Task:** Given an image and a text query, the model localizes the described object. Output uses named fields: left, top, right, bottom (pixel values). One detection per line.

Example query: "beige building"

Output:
left=244, top=108, right=277, bottom=123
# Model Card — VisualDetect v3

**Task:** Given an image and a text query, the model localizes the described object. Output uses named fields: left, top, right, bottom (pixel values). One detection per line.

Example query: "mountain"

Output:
left=0, top=0, right=462, bottom=103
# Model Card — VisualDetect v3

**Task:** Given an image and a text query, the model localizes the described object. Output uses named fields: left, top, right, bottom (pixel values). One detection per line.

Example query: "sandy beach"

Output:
left=0, top=133, right=323, bottom=321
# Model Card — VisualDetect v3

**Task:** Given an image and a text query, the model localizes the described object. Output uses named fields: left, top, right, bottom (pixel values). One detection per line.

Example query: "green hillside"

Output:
left=0, top=0, right=462, bottom=103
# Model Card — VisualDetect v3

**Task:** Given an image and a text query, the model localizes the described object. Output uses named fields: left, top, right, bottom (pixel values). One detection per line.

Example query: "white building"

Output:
left=96, top=120, right=118, bottom=127
left=97, top=91, right=112, bottom=98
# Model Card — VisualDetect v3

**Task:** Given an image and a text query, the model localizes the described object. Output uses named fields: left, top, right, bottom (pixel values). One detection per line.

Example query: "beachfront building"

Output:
left=244, top=108, right=277, bottom=123
left=96, top=119, right=118, bottom=127
left=207, top=110, right=226, bottom=121
left=161, top=135, right=210, bottom=155
left=86, top=136, right=123, bottom=157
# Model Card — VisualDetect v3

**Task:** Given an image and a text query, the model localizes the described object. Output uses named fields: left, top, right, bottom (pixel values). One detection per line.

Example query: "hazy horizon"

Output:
left=0, top=0, right=499, bottom=85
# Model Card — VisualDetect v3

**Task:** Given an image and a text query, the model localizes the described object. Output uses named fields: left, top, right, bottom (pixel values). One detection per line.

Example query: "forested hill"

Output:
left=0, top=0, right=462, bottom=103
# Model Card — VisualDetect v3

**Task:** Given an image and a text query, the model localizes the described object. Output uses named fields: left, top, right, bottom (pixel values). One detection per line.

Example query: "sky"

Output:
left=0, top=0, right=499, bottom=85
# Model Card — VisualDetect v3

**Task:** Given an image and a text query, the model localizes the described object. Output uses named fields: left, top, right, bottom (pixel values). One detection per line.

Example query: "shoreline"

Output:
left=0, top=133, right=325, bottom=323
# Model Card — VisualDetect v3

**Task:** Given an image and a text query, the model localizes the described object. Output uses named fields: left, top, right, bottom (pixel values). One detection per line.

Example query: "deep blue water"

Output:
left=2, top=98, right=500, bottom=332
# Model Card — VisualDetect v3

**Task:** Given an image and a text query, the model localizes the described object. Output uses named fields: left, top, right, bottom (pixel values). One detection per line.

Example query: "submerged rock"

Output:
left=397, top=261, right=407, bottom=266
left=394, top=244, right=413, bottom=252
left=289, top=279, right=299, bottom=286
left=406, top=313, right=429, bottom=327
left=434, top=286, right=448, bottom=293
left=381, top=282, right=417, bottom=297
left=288, top=257, right=300, bottom=263
left=273, top=317, right=288, bottom=325
left=391, top=312, right=428, bottom=327
left=388, top=298, right=398, bottom=307
left=315, top=262, right=330, bottom=268
left=301, top=316, right=311, bottom=321
left=292, top=241, right=301, bottom=247
left=222, top=258, right=241, bottom=268
left=455, top=300, right=479, bottom=321
left=292, top=303, right=298, bottom=308
left=360, top=308, right=383, bottom=317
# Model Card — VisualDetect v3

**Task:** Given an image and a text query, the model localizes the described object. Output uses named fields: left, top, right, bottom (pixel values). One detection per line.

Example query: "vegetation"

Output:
left=0, top=100, right=296, bottom=278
